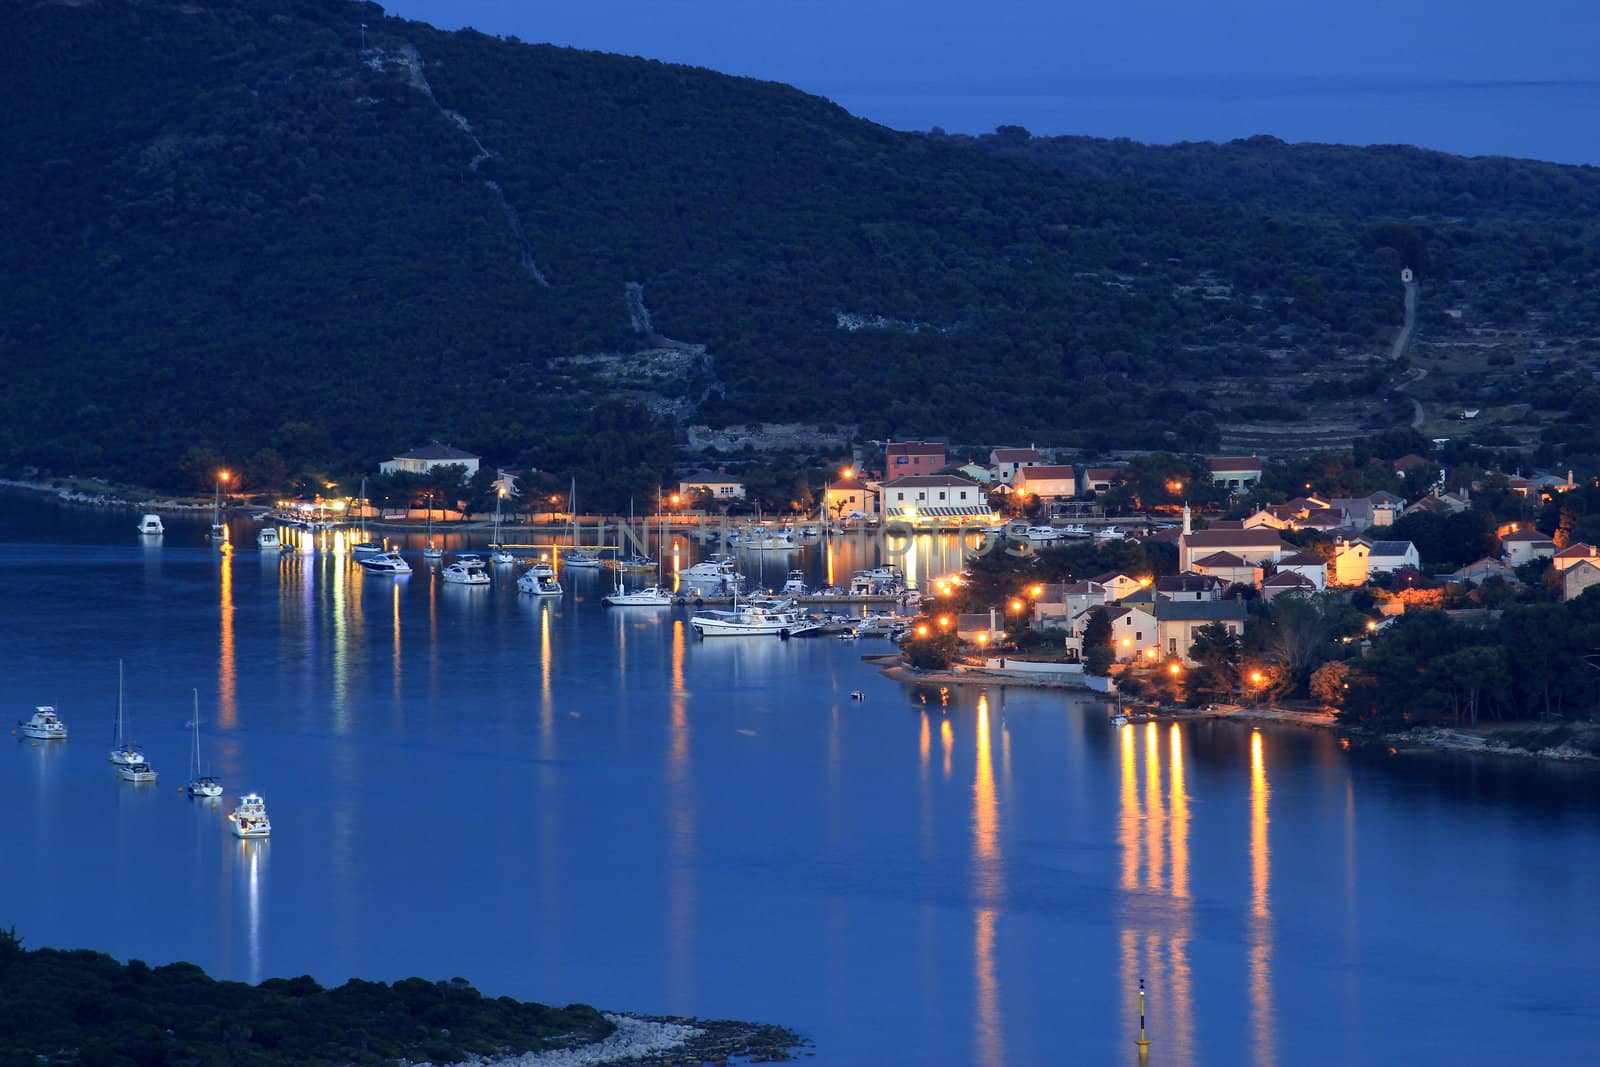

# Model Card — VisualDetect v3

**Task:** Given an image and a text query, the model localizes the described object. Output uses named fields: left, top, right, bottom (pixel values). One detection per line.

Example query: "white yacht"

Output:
left=1026, top=525, right=1063, bottom=544
left=755, top=531, right=800, bottom=551
left=108, top=661, right=144, bottom=767
left=529, top=557, right=557, bottom=579
left=257, top=526, right=282, bottom=551
left=780, top=570, right=808, bottom=595
left=136, top=514, right=164, bottom=536
left=116, top=761, right=158, bottom=783
left=186, top=691, right=222, bottom=798
left=230, top=793, right=271, bottom=838
left=17, top=706, right=67, bottom=740
left=358, top=549, right=412, bottom=575
left=690, top=599, right=819, bottom=638
left=517, top=569, right=563, bottom=596
left=442, top=556, right=491, bottom=585
left=619, top=553, right=658, bottom=570
left=491, top=547, right=516, bottom=565
left=682, top=554, right=740, bottom=580
left=603, top=585, right=674, bottom=607
left=563, top=549, right=603, bottom=568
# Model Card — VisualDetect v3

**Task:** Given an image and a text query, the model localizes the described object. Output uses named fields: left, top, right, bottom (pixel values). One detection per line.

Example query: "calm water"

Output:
left=3, top=496, right=1599, bottom=1066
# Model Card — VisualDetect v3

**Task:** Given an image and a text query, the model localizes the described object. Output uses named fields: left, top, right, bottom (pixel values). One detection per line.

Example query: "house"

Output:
left=824, top=474, right=874, bottom=520
left=1448, top=558, right=1520, bottom=586
left=1564, top=560, right=1600, bottom=602
left=1276, top=551, right=1328, bottom=590
left=1073, top=605, right=1158, bottom=664
left=1154, top=599, right=1248, bottom=663
left=885, top=440, right=946, bottom=473
left=1262, top=571, right=1320, bottom=602
left=956, top=463, right=995, bottom=484
left=1014, top=465, right=1078, bottom=502
left=989, top=448, right=1044, bottom=484
left=1190, top=551, right=1262, bottom=589
left=1331, top=537, right=1371, bottom=586
left=1403, top=490, right=1471, bottom=518
left=1326, top=492, right=1404, bottom=529
left=1207, top=456, right=1263, bottom=492
left=678, top=471, right=748, bottom=501
left=1553, top=543, right=1600, bottom=573
left=1154, top=572, right=1223, bottom=602
left=1367, top=540, right=1421, bottom=575
left=492, top=468, right=522, bottom=498
left=1243, top=506, right=1293, bottom=530
left=957, top=611, right=1004, bottom=647
left=879, top=475, right=992, bottom=527
left=1392, top=453, right=1431, bottom=476
left=1030, top=584, right=1071, bottom=629
left=1177, top=527, right=1285, bottom=570
left=1499, top=528, right=1558, bottom=566
left=1090, top=572, right=1146, bottom=602
left=1080, top=467, right=1126, bottom=495
left=1062, top=580, right=1109, bottom=628
left=379, top=443, right=482, bottom=480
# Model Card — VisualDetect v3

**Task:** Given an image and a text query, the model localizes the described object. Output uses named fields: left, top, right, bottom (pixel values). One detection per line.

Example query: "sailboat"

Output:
left=422, top=493, right=443, bottom=560
left=210, top=472, right=228, bottom=542
left=351, top=477, right=383, bottom=558
left=186, top=690, right=222, bottom=798
left=618, top=498, right=657, bottom=570
left=108, top=660, right=145, bottom=767
left=563, top=479, right=602, bottom=568
left=491, top=490, right=515, bottom=564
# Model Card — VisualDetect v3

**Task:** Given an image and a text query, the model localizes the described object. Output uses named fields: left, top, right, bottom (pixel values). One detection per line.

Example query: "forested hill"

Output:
left=4, top=0, right=1597, bottom=490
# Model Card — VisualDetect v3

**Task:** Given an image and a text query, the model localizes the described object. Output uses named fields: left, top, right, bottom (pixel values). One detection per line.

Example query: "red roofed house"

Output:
left=1500, top=528, right=1558, bottom=567
left=1014, top=465, right=1078, bottom=502
left=879, top=474, right=992, bottom=528
left=1080, top=467, right=1127, bottom=495
left=1277, top=551, right=1328, bottom=591
left=989, top=447, right=1044, bottom=484
left=1262, top=570, right=1320, bottom=602
left=1553, top=543, right=1600, bottom=573
left=1190, top=551, right=1262, bottom=588
left=885, top=440, right=946, bottom=473
left=1207, top=456, right=1263, bottom=492
left=1178, top=526, right=1285, bottom=571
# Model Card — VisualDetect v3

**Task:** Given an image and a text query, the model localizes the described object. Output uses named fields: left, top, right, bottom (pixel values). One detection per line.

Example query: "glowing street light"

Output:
left=1168, top=662, right=1182, bottom=677
left=1009, top=598, right=1025, bottom=614
left=916, top=624, right=930, bottom=637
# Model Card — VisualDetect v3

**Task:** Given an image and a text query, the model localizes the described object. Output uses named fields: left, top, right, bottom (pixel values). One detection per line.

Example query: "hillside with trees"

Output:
left=5, top=0, right=1600, bottom=493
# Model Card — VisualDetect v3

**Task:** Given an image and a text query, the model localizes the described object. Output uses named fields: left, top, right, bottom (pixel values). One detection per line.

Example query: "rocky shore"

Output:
left=417, top=1014, right=804, bottom=1066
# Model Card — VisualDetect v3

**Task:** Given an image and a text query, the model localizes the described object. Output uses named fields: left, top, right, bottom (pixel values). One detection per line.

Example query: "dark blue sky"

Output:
left=384, top=1, right=1600, bottom=163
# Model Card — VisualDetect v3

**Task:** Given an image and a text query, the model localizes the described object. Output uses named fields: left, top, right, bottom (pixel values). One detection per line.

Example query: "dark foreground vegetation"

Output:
left=0, top=928, right=800, bottom=1066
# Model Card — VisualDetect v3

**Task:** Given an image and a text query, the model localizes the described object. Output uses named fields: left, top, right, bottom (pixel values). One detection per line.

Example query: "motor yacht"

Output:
left=136, top=514, right=164, bottom=536
left=257, top=526, right=282, bottom=551
left=780, top=570, right=808, bottom=595
left=517, top=570, right=563, bottom=596
left=17, top=706, right=67, bottom=740
left=115, top=761, right=158, bottom=783
left=442, top=556, right=491, bottom=585
left=358, top=549, right=412, bottom=575
left=230, top=793, right=271, bottom=838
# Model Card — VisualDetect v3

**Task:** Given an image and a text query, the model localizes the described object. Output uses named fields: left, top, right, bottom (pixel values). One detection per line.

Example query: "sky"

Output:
left=383, top=1, right=1600, bottom=163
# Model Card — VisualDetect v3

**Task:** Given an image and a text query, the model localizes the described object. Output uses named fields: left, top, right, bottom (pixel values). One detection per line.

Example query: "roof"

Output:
left=1015, top=464, right=1077, bottom=481
left=1555, top=543, right=1600, bottom=560
left=393, top=443, right=480, bottom=461
left=1156, top=573, right=1221, bottom=593
left=1083, top=467, right=1125, bottom=480
left=1063, top=580, right=1104, bottom=596
left=956, top=613, right=997, bottom=631
left=680, top=471, right=745, bottom=485
left=1262, top=571, right=1317, bottom=589
left=990, top=448, right=1044, bottom=463
left=1208, top=519, right=1245, bottom=530
left=1369, top=540, right=1417, bottom=557
left=1091, top=572, right=1137, bottom=585
left=1392, top=453, right=1430, bottom=471
left=1154, top=599, right=1249, bottom=622
left=1193, top=551, right=1250, bottom=568
left=1181, top=529, right=1284, bottom=548
left=880, top=474, right=981, bottom=489
left=1500, top=528, right=1550, bottom=542
left=828, top=475, right=868, bottom=491
left=1278, top=552, right=1327, bottom=567
left=886, top=441, right=945, bottom=455
left=1207, top=456, right=1262, bottom=473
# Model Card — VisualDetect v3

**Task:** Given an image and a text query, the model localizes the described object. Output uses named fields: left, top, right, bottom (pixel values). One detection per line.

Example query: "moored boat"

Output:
left=136, top=514, right=164, bottom=536
left=358, top=549, right=412, bottom=575
left=17, top=706, right=67, bottom=740
left=230, top=793, right=271, bottom=838
left=442, top=555, right=491, bottom=585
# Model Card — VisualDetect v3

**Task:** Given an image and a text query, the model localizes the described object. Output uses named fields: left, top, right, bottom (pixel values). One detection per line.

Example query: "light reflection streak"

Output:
left=972, top=695, right=1005, bottom=1067
left=331, top=538, right=349, bottom=733
left=539, top=602, right=554, bottom=759
left=666, top=619, right=696, bottom=1012
left=392, top=580, right=403, bottom=703
left=218, top=551, right=236, bottom=728
left=243, top=840, right=263, bottom=984
left=940, top=718, right=953, bottom=781
left=1249, top=731, right=1277, bottom=1067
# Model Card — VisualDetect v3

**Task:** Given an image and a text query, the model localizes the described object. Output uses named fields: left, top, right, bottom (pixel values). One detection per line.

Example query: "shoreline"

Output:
left=421, top=1013, right=805, bottom=1067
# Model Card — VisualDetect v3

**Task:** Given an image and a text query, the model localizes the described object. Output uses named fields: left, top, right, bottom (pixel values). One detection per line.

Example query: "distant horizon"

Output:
left=382, top=1, right=1600, bottom=167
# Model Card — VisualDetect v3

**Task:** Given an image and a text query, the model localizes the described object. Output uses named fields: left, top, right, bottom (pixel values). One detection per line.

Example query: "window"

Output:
left=895, top=456, right=908, bottom=465
left=1135, top=632, right=1142, bottom=641
left=939, top=491, right=946, bottom=501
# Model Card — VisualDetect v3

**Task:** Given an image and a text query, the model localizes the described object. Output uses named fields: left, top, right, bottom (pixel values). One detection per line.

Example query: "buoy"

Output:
left=1135, top=977, right=1152, bottom=1054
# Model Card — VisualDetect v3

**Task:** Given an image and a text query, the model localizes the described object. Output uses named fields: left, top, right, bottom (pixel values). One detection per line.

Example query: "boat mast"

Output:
left=191, top=689, right=200, bottom=780
left=114, top=659, right=124, bottom=748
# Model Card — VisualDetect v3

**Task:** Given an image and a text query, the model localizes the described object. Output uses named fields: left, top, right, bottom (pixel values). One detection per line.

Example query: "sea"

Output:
left=2, top=493, right=1599, bottom=1066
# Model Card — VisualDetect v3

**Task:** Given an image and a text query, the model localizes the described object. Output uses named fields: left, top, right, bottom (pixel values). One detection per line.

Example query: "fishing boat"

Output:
left=358, top=549, right=412, bottom=575
left=350, top=478, right=383, bottom=558
left=442, top=555, right=491, bottom=585
left=108, top=661, right=144, bottom=766
left=186, top=690, right=222, bottom=798
left=230, top=793, right=271, bottom=838
left=256, top=525, right=282, bottom=551
left=136, top=514, right=164, bottom=536
left=516, top=569, right=562, bottom=596
left=17, top=706, right=67, bottom=740
left=690, top=598, right=819, bottom=638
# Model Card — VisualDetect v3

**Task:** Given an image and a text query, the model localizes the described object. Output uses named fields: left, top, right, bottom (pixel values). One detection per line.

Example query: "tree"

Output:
left=1188, top=623, right=1242, bottom=702
left=1083, top=607, right=1113, bottom=676
left=1309, top=661, right=1352, bottom=707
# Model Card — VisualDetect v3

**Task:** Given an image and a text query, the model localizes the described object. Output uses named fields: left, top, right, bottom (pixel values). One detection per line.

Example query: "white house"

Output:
left=1074, top=605, right=1158, bottom=664
left=1014, top=465, right=1078, bottom=501
left=1177, top=527, right=1285, bottom=571
left=678, top=471, right=748, bottom=501
left=380, top=443, right=482, bottom=480
left=1190, top=551, right=1262, bottom=589
left=1079, top=467, right=1126, bottom=495
left=956, top=463, right=995, bottom=484
left=989, top=447, right=1045, bottom=484
left=1207, top=456, right=1263, bottom=492
left=1276, top=551, right=1328, bottom=591
left=1153, top=573, right=1223, bottom=602
left=1367, top=540, right=1420, bottom=575
left=879, top=475, right=992, bottom=527
left=1154, top=599, right=1248, bottom=663
left=1499, top=528, right=1558, bottom=567
left=823, top=474, right=873, bottom=519
left=1553, top=543, right=1600, bottom=573
left=1090, top=572, right=1146, bottom=603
